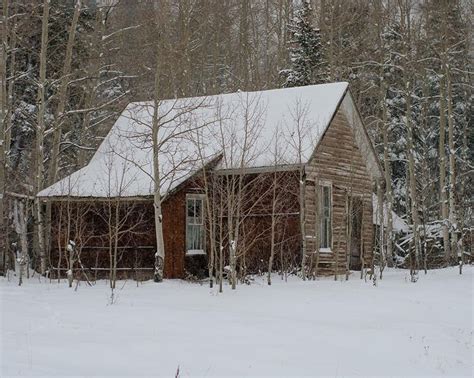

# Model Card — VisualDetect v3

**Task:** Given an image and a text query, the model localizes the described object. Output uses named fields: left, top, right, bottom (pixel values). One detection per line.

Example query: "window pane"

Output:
left=187, top=199, right=195, bottom=219
left=319, top=185, right=331, bottom=249
left=328, top=218, right=332, bottom=247
left=323, top=187, right=330, bottom=208
left=195, top=198, right=202, bottom=224
left=320, top=222, right=326, bottom=248
left=186, top=196, right=205, bottom=251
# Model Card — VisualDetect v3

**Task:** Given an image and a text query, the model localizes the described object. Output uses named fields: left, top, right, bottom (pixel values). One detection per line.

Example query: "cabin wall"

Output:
left=48, top=182, right=195, bottom=280
left=162, top=180, right=204, bottom=278
left=49, top=201, right=156, bottom=280
left=304, top=105, right=374, bottom=275
left=209, top=170, right=302, bottom=275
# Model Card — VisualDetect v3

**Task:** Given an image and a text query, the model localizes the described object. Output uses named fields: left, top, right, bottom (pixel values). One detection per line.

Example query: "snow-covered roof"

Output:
left=372, top=194, right=409, bottom=233
left=38, top=82, right=349, bottom=198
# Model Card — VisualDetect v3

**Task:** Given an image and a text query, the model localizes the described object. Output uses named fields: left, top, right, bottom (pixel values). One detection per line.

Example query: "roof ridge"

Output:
left=128, top=81, right=349, bottom=106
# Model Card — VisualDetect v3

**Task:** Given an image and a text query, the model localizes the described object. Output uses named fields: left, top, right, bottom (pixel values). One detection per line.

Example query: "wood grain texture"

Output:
left=304, top=106, right=374, bottom=275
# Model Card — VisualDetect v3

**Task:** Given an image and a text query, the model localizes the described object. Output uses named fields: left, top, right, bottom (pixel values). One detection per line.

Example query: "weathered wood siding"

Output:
left=304, top=105, right=374, bottom=275
left=162, top=180, right=207, bottom=278
left=49, top=200, right=156, bottom=280
left=47, top=100, right=376, bottom=280
left=48, top=182, right=194, bottom=280
left=211, top=170, right=302, bottom=275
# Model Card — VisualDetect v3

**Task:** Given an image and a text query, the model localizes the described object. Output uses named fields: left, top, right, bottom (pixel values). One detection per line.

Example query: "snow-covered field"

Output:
left=1, top=267, right=472, bottom=377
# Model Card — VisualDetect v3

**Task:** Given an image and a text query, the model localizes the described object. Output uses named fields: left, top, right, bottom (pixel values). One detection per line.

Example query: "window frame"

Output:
left=185, top=194, right=206, bottom=254
left=319, top=182, right=333, bottom=253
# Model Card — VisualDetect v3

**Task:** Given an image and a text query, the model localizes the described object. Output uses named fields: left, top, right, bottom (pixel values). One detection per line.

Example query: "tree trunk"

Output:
left=377, top=180, right=385, bottom=279
left=299, top=167, right=307, bottom=279
left=0, top=0, right=8, bottom=274
left=152, top=53, right=165, bottom=282
left=13, top=200, right=28, bottom=285
left=406, top=86, right=420, bottom=281
left=313, top=179, right=320, bottom=278
left=33, top=0, right=50, bottom=275
left=380, top=84, right=394, bottom=267
left=267, top=171, right=278, bottom=285
left=446, top=69, right=458, bottom=261
left=47, top=0, right=81, bottom=186
left=78, top=7, right=104, bottom=167
left=438, top=74, right=450, bottom=262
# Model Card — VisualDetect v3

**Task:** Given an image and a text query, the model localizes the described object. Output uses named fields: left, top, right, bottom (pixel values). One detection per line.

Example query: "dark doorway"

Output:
left=348, top=196, right=363, bottom=270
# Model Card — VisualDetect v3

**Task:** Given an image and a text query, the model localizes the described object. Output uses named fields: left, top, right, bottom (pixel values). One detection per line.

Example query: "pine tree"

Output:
left=280, top=0, right=327, bottom=87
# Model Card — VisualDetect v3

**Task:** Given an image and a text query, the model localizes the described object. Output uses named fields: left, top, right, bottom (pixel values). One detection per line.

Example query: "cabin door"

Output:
left=348, top=197, right=363, bottom=270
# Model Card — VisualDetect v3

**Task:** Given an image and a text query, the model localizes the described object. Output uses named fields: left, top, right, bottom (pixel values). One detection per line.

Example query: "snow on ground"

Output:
left=1, top=267, right=472, bottom=377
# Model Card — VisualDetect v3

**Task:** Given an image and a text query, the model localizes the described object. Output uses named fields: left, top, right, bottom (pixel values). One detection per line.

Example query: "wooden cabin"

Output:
left=38, top=82, right=389, bottom=280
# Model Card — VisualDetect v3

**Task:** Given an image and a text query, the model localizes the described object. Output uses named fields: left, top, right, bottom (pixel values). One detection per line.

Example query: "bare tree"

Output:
left=47, top=0, right=82, bottom=186
left=0, top=0, right=9, bottom=273
left=214, top=92, right=267, bottom=289
left=12, top=199, right=28, bottom=286
left=285, top=99, right=313, bottom=279
left=33, top=0, right=50, bottom=275
left=399, top=0, right=420, bottom=281
left=267, top=128, right=285, bottom=285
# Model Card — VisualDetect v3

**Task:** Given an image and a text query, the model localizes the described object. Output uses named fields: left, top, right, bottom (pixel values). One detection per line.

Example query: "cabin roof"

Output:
left=38, top=82, right=367, bottom=199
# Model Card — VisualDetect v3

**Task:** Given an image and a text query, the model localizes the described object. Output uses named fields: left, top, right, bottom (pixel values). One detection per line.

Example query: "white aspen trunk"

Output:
left=400, top=2, right=420, bottom=281
left=206, top=177, right=215, bottom=289
left=152, top=122, right=165, bottom=282
left=218, top=176, right=224, bottom=293
left=67, top=245, right=74, bottom=288
left=446, top=69, right=458, bottom=261
left=381, top=84, right=394, bottom=266
left=360, top=199, right=365, bottom=280
left=111, top=199, right=120, bottom=289
left=3, top=5, right=14, bottom=168
left=152, top=57, right=165, bottom=283
left=65, top=198, right=73, bottom=287
left=33, top=0, right=50, bottom=275
left=1, top=10, right=16, bottom=273
left=107, top=199, right=113, bottom=287
left=438, top=74, right=450, bottom=261
left=406, top=86, right=421, bottom=281
left=47, top=0, right=81, bottom=186
left=299, top=167, right=306, bottom=280
left=196, top=132, right=216, bottom=288
left=13, top=200, right=27, bottom=285
left=313, top=179, right=320, bottom=279
left=346, top=194, right=352, bottom=281
left=377, top=180, right=385, bottom=279
left=228, top=173, right=241, bottom=290
left=78, top=7, right=104, bottom=167
left=458, top=78, right=469, bottom=275
left=0, top=0, right=8, bottom=273
left=267, top=171, right=278, bottom=285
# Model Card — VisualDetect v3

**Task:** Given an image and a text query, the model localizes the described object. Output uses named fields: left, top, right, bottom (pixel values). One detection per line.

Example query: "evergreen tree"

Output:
left=280, top=0, right=327, bottom=87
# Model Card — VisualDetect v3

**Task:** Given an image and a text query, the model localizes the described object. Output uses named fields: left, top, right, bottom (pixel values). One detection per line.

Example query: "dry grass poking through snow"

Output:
left=1, top=267, right=472, bottom=377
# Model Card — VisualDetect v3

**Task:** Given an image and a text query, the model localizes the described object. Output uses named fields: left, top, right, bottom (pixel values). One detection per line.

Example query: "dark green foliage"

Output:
left=280, top=0, right=328, bottom=87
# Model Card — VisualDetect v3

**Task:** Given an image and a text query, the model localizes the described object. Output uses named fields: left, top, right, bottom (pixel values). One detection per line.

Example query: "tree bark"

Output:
left=446, top=68, right=458, bottom=261
left=78, top=6, right=104, bottom=167
left=299, top=167, right=307, bottom=279
left=48, top=0, right=81, bottom=185
left=267, top=170, right=278, bottom=285
left=0, top=0, right=8, bottom=274
left=406, top=86, right=421, bottom=281
left=33, top=0, right=50, bottom=275
left=438, top=74, right=450, bottom=261
left=152, top=51, right=165, bottom=283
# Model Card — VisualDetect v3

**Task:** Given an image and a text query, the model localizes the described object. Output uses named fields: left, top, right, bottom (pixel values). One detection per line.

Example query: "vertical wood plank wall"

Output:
left=304, top=107, right=374, bottom=275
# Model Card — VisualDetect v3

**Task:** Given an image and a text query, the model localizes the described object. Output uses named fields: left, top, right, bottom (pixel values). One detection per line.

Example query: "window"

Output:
left=186, top=195, right=205, bottom=253
left=320, top=185, right=332, bottom=250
